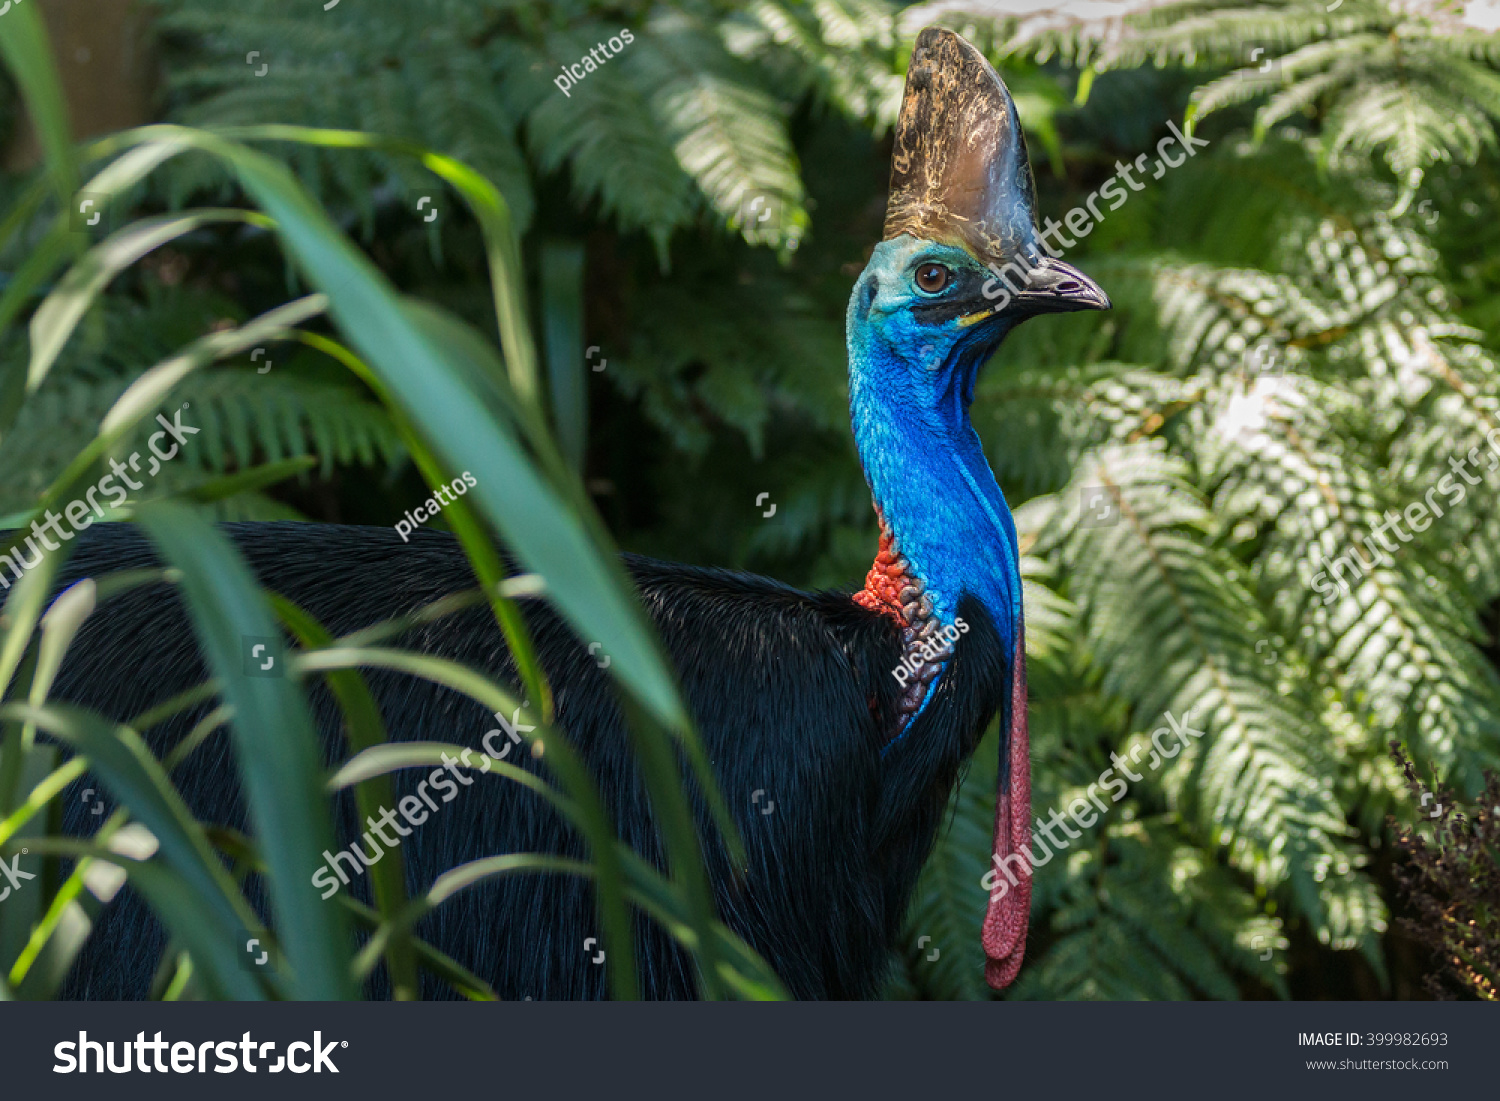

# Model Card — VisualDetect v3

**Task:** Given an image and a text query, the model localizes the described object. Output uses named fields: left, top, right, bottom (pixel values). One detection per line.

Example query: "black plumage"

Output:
left=51, top=521, right=1009, bottom=999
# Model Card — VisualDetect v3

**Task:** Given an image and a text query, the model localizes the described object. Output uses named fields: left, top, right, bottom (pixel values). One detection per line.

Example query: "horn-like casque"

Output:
left=883, top=27, right=1041, bottom=270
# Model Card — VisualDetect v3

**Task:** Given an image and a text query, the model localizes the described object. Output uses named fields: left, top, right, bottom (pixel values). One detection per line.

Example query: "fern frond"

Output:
left=729, top=0, right=903, bottom=128
left=638, top=12, right=809, bottom=251
left=1037, top=441, right=1383, bottom=950
left=502, top=29, right=698, bottom=251
left=0, top=366, right=402, bottom=513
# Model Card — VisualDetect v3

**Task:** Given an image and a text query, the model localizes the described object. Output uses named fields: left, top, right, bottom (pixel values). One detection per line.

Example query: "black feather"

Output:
left=48, top=521, right=1006, bottom=999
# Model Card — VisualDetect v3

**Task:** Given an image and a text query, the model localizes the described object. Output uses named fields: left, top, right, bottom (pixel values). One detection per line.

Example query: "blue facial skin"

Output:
left=846, top=236, right=1022, bottom=734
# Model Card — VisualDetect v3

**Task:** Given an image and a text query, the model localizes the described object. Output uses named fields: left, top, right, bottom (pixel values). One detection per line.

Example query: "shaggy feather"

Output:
left=50, top=520, right=1007, bottom=999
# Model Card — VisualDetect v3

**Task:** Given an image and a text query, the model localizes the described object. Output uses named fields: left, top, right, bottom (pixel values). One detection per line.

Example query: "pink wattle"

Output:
left=982, top=627, right=1030, bottom=989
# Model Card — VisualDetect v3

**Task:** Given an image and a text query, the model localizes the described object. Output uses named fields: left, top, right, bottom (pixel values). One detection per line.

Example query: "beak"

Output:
left=1008, top=256, right=1111, bottom=315
left=957, top=256, right=1111, bottom=327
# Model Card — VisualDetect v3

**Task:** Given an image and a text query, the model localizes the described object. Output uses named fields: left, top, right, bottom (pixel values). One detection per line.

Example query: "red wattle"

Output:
left=853, top=523, right=911, bottom=626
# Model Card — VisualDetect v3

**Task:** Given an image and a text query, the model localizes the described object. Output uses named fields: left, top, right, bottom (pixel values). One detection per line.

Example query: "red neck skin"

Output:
left=853, top=511, right=953, bottom=731
left=853, top=521, right=912, bottom=627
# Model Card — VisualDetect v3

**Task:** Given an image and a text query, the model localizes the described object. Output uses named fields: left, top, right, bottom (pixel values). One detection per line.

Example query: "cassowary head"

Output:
left=850, top=27, right=1109, bottom=395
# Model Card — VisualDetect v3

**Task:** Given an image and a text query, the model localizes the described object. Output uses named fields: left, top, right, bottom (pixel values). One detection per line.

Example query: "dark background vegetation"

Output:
left=4, top=0, right=1500, bottom=999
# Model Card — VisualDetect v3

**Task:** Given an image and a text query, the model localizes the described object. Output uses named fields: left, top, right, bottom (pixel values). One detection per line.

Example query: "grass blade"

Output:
left=268, top=593, right=417, bottom=999
left=134, top=502, right=355, bottom=1000
left=27, top=210, right=272, bottom=392
left=541, top=240, right=588, bottom=473
left=0, top=702, right=265, bottom=999
left=0, top=5, right=77, bottom=207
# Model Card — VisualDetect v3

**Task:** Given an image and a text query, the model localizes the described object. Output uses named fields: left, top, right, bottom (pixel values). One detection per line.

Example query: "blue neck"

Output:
left=847, top=319, right=1021, bottom=658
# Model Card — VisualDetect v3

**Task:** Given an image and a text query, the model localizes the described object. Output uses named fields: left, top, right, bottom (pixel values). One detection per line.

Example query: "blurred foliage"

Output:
left=5, top=0, right=1500, bottom=999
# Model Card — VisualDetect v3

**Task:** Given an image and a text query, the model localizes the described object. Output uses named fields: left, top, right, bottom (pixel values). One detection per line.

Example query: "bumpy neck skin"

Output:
left=845, top=263, right=1022, bottom=725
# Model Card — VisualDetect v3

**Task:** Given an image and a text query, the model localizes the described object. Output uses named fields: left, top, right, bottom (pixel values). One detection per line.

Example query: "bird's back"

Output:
left=49, top=521, right=1005, bottom=998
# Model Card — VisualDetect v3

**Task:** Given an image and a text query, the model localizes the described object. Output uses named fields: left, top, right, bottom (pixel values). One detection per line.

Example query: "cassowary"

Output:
left=48, top=27, right=1108, bottom=999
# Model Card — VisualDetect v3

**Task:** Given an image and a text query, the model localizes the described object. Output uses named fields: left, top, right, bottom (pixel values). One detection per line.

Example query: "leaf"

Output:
left=541, top=240, right=588, bottom=474
left=28, top=211, right=271, bottom=393
left=134, top=502, right=355, bottom=1000
left=0, top=3, right=77, bottom=206
left=1, top=702, right=265, bottom=999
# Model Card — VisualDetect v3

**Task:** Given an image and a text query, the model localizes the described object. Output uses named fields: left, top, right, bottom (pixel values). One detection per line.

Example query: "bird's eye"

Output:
left=914, top=263, right=951, bottom=294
